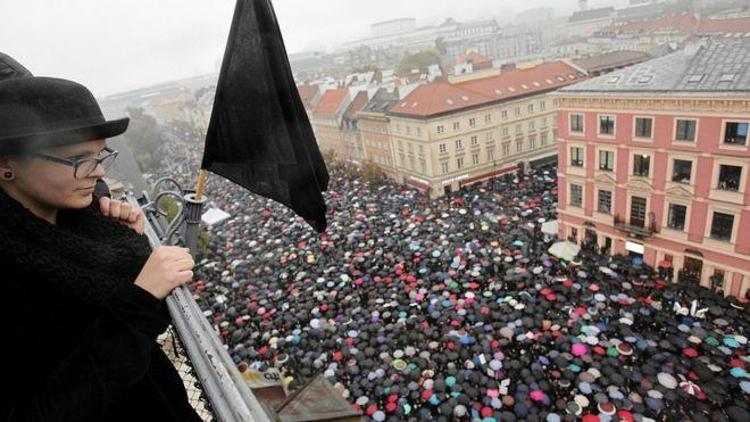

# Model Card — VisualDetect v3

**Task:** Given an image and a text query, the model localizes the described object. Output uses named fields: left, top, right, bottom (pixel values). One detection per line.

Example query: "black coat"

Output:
left=0, top=189, right=203, bottom=421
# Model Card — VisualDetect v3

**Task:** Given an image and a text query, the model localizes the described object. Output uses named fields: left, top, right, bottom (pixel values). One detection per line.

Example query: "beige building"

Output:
left=386, top=60, right=587, bottom=196
left=358, top=88, right=400, bottom=180
left=311, top=88, right=351, bottom=160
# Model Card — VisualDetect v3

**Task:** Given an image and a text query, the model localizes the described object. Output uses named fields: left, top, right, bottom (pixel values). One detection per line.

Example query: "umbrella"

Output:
left=548, top=241, right=581, bottom=261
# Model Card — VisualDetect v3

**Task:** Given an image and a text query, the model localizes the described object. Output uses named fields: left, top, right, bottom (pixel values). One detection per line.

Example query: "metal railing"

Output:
left=122, top=178, right=271, bottom=422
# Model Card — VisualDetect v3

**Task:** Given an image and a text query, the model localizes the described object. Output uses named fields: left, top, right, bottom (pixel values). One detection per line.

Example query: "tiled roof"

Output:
left=698, top=17, right=750, bottom=35
left=559, top=37, right=750, bottom=93
left=599, top=13, right=750, bottom=36
left=457, top=51, right=491, bottom=65
left=361, top=88, right=400, bottom=114
left=389, top=61, right=586, bottom=118
left=343, top=91, right=369, bottom=121
left=296, top=84, right=320, bottom=107
left=313, top=88, right=348, bottom=115
left=573, top=50, right=651, bottom=73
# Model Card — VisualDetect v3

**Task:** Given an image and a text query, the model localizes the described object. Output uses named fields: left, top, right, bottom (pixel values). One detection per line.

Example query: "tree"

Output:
left=361, top=159, right=387, bottom=186
left=435, top=37, right=447, bottom=55
left=122, top=107, right=166, bottom=172
left=396, top=49, right=442, bottom=76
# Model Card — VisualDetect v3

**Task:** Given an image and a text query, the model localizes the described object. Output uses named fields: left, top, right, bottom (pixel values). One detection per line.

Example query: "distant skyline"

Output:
left=0, top=0, right=631, bottom=97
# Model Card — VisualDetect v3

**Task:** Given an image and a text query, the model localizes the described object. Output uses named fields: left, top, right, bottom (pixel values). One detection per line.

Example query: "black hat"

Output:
left=0, top=76, right=129, bottom=154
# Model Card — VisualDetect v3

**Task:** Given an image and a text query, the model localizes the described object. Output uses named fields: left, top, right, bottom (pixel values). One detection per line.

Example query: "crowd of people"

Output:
left=144, top=135, right=750, bottom=422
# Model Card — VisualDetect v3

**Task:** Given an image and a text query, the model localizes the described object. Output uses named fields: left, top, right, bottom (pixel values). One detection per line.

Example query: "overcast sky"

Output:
left=0, top=0, right=626, bottom=96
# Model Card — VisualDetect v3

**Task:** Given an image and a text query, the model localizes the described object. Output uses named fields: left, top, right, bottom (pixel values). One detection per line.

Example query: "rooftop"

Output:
left=559, top=37, right=750, bottom=94
left=573, top=50, right=652, bottom=74
left=360, top=88, right=401, bottom=114
left=313, top=88, right=349, bottom=115
left=389, top=61, right=586, bottom=118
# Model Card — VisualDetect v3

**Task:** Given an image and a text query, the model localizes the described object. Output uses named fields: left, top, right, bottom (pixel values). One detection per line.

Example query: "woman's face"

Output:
left=6, top=138, right=107, bottom=211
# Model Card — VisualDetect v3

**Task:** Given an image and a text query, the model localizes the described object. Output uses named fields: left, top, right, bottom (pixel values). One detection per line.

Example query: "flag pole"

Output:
left=184, top=169, right=208, bottom=257
left=195, top=168, right=208, bottom=201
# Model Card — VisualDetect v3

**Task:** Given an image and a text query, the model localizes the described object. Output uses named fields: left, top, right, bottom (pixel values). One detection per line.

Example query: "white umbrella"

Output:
left=541, top=220, right=559, bottom=236
left=548, top=241, right=580, bottom=261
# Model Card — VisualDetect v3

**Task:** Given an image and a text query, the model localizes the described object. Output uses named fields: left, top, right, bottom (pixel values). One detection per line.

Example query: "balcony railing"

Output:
left=125, top=178, right=270, bottom=422
left=613, top=214, right=657, bottom=238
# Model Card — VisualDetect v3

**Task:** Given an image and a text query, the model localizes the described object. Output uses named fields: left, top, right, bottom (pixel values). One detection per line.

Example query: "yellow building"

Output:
left=386, top=60, right=587, bottom=196
left=358, top=88, right=401, bottom=180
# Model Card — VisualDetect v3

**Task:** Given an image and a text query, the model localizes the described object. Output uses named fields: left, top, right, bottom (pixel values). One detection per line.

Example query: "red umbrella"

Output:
left=659, top=260, right=672, bottom=268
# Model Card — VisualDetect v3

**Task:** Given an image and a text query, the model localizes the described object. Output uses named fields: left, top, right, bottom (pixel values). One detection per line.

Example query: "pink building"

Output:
left=555, top=37, right=750, bottom=298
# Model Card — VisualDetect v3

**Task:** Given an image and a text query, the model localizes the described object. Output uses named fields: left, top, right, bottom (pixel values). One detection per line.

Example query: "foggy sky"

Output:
left=0, top=0, right=628, bottom=97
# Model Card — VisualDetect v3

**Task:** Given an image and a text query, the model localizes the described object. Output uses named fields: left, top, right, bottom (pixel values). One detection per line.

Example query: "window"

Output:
left=529, top=135, right=536, bottom=150
left=406, top=126, right=411, bottom=135
left=667, top=204, right=687, bottom=231
left=456, top=157, right=464, bottom=169
left=516, top=140, right=523, bottom=153
left=439, top=143, right=447, bottom=153
left=599, top=115, right=615, bottom=135
left=502, top=143, right=510, bottom=157
left=399, top=153, right=405, bottom=166
left=468, top=118, right=476, bottom=128
left=599, top=150, right=614, bottom=171
left=488, top=147, right=496, bottom=161
left=570, top=184, right=583, bottom=207
left=528, top=104, right=534, bottom=113
left=570, top=114, right=584, bottom=133
left=416, top=127, right=422, bottom=137
left=437, top=125, right=445, bottom=134
left=396, top=124, right=401, bottom=133
left=420, top=159, right=426, bottom=173
left=485, top=132, right=494, bottom=142
left=501, top=110, right=508, bottom=120
left=441, top=161, right=449, bottom=174
left=455, top=139, right=463, bottom=149
left=570, top=147, right=584, bottom=167
left=675, top=119, right=696, bottom=142
left=502, top=128, right=509, bottom=137
left=542, top=117, right=547, bottom=127
left=453, top=121, right=460, bottom=131
left=515, top=124, right=522, bottom=134
left=418, top=145, right=424, bottom=154
left=472, top=153, right=479, bottom=165
left=514, top=107, right=521, bottom=117
left=541, top=132, right=548, bottom=146
left=724, top=122, right=748, bottom=145
left=710, top=212, right=734, bottom=241
left=485, top=114, right=492, bottom=124
left=633, top=154, right=650, bottom=177
left=671, top=160, right=692, bottom=184
left=471, top=136, right=478, bottom=146
left=540, top=101, right=546, bottom=111
left=529, top=121, right=535, bottom=130
left=398, top=139, right=403, bottom=149
left=635, top=117, right=653, bottom=138
left=717, top=165, right=742, bottom=191
left=409, top=156, right=415, bottom=169
left=407, top=142, right=413, bottom=153
left=597, top=190, right=612, bottom=214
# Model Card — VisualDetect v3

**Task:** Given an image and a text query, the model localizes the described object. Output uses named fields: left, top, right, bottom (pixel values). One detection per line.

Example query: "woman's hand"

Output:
left=99, top=196, right=144, bottom=234
left=135, top=246, right=195, bottom=299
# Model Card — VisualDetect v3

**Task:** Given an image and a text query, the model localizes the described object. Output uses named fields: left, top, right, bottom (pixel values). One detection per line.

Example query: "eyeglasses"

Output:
left=30, top=147, right=119, bottom=179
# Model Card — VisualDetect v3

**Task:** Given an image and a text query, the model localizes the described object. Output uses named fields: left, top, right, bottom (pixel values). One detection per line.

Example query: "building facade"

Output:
left=387, top=61, right=585, bottom=196
left=311, top=88, right=351, bottom=160
left=359, top=88, right=400, bottom=180
left=555, top=37, right=750, bottom=298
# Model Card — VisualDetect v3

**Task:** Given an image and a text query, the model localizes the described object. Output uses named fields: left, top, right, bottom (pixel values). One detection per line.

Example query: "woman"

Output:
left=0, top=76, right=202, bottom=421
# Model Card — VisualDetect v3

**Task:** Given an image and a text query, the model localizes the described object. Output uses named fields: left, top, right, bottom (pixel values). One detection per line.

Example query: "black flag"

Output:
left=201, top=0, right=329, bottom=232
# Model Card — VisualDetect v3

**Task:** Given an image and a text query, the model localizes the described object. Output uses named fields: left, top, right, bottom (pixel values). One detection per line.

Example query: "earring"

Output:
left=3, top=171, right=12, bottom=179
